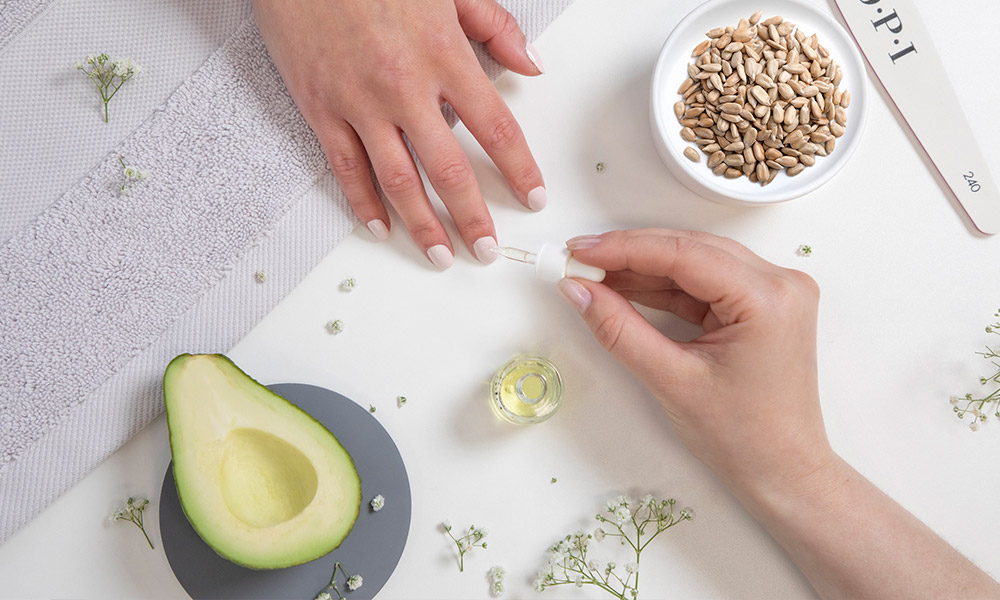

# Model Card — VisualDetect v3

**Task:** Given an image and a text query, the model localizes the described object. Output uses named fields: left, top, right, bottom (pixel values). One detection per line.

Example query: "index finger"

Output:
left=565, top=230, right=771, bottom=321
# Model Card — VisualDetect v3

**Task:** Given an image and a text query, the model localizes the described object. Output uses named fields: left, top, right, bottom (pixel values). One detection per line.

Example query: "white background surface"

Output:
left=2, top=0, right=1000, bottom=598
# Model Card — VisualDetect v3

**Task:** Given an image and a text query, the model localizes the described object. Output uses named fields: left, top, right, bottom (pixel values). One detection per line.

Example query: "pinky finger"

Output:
left=318, top=120, right=390, bottom=241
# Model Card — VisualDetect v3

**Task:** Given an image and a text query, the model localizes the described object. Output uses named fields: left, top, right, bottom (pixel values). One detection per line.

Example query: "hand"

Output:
left=558, top=229, right=1000, bottom=599
left=556, top=229, right=832, bottom=498
left=253, top=0, right=547, bottom=269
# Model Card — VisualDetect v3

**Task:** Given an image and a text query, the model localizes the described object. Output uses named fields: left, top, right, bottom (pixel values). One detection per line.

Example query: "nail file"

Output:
left=831, top=0, right=1000, bottom=234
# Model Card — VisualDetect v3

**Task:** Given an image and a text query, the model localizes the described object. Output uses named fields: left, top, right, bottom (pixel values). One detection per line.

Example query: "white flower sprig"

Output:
left=488, top=565, right=506, bottom=597
left=442, top=521, right=488, bottom=572
left=118, top=156, right=148, bottom=195
left=951, top=309, right=1000, bottom=431
left=370, top=494, right=385, bottom=512
left=533, top=494, right=693, bottom=599
left=315, top=561, right=362, bottom=600
left=109, top=496, right=154, bottom=549
left=74, top=53, right=142, bottom=122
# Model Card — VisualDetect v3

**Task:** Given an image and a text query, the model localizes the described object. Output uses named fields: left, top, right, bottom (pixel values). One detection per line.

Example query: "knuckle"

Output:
left=593, top=312, right=627, bottom=354
left=483, top=114, right=520, bottom=151
left=428, top=157, right=473, bottom=191
left=328, top=152, right=368, bottom=183
left=407, top=217, right=443, bottom=242
left=509, top=164, right=540, bottom=191
left=457, top=212, right=493, bottom=235
left=493, top=9, right=520, bottom=38
left=788, top=269, right=821, bottom=300
left=379, top=166, right=422, bottom=197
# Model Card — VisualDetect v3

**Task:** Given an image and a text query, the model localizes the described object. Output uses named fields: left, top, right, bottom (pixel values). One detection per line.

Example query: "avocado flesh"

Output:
left=163, top=354, right=361, bottom=570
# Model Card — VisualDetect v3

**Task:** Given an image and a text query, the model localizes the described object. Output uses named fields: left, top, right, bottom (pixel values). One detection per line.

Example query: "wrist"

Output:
left=734, top=448, right=851, bottom=526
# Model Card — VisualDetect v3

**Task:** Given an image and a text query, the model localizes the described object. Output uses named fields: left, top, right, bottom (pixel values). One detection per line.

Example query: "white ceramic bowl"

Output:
left=650, top=0, right=869, bottom=205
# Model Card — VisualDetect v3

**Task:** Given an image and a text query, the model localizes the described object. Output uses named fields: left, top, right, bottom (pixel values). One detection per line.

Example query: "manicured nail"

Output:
left=558, top=278, right=592, bottom=314
left=426, top=244, right=454, bottom=270
left=527, top=186, right=547, bottom=212
left=473, top=236, right=499, bottom=265
left=525, top=43, right=545, bottom=74
left=367, top=219, right=389, bottom=241
left=566, top=235, right=601, bottom=252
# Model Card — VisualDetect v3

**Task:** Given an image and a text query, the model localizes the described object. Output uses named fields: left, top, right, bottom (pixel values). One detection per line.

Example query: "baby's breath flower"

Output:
left=396, top=395, right=407, bottom=407
left=75, top=52, right=142, bottom=122
left=346, top=575, right=362, bottom=591
left=118, top=156, right=149, bottom=195
left=680, top=507, right=696, bottom=521
left=443, top=520, right=488, bottom=571
left=796, top=244, right=813, bottom=257
left=109, top=496, right=154, bottom=549
left=368, top=404, right=376, bottom=413
left=339, top=277, right=357, bottom=292
left=326, top=320, right=344, bottom=334
left=314, top=592, right=332, bottom=600
left=534, top=493, right=693, bottom=599
left=488, top=566, right=505, bottom=597
left=370, top=494, right=384, bottom=512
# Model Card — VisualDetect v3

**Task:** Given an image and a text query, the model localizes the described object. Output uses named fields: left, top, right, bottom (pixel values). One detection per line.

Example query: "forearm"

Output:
left=739, top=454, right=999, bottom=600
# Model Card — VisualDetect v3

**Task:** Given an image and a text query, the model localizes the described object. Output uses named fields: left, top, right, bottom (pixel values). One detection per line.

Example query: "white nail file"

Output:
left=831, top=0, right=999, bottom=234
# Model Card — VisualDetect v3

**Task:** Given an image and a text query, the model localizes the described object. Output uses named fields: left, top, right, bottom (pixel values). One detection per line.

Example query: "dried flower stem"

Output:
left=951, top=310, right=1000, bottom=431
left=443, top=522, right=488, bottom=572
left=110, top=497, right=154, bottom=549
left=74, top=53, right=141, bottom=122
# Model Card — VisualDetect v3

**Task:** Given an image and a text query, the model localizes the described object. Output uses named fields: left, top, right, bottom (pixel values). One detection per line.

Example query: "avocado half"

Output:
left=163, top=354, right=361, bottom=570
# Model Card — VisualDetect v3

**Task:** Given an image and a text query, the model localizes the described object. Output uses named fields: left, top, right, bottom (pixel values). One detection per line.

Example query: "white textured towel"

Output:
left=0, top=0, right=574, bottom=543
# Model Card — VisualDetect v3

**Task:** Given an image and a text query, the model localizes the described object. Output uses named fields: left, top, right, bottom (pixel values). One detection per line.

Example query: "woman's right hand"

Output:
left=556, top=229, right=836, bottom=501
left=254, top=0, right=547, bottom=269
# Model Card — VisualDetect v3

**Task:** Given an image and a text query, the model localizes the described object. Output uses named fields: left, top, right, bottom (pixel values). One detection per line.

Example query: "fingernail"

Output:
left=557, top=278, right=592, bottom=314
left=367, top=219, right=389, bottom=241
left=473, top=236, right=499, bottom=265
left=566, top=235, right=601, bottom=252
left=527, top=186, right=547, bottom=212
left=525, top=43, right=545, bottom=74
left=426, top=244, right=454, bottom=270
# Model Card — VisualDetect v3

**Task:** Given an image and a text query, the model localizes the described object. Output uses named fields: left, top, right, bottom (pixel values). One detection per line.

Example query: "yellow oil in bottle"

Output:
left=490, top=355, right=564, bottom=424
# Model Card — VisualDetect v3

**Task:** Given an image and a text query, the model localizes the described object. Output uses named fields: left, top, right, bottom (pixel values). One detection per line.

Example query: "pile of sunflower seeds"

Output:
left=675, top=11, right=850, bottom=186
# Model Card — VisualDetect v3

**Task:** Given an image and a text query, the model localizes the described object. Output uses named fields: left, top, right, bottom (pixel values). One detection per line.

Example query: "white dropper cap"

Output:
left=534, top=242, right=606, bottom=282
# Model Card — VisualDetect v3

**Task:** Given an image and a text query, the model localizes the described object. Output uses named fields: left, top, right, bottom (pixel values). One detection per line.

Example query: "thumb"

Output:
left=454, top=0, right=544, bottom=76
left=557, top=278, right=698, bottom=391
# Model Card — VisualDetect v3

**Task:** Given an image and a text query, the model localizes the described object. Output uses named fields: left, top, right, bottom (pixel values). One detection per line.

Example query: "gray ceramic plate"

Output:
left=159, top=383, right=411, bottom=600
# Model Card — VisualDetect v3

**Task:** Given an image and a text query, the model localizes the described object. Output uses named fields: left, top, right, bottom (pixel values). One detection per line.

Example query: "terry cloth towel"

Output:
left=0, top=0, right=50, bottom=51
left=0, top=1, right=575, bottom=543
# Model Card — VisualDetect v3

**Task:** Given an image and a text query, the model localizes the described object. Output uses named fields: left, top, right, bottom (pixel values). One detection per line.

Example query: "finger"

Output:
left=402, top=107, right=498, bottom=264
left=564, top=230, right=773, bottom=325
left=357, top=124, right=455, bottom=269
left=558, top=278, right=702, bottom=392
left=603, top=270, right=681, bottom=293
left=454, top=0, right=543, bottom=76
left=618, top=290, right=710, bottom=326
left=569, top=229, right=775, bottom=272
left=448, top=79, right=546, bottom=211
left=314, top=119, right=390, bottom=241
